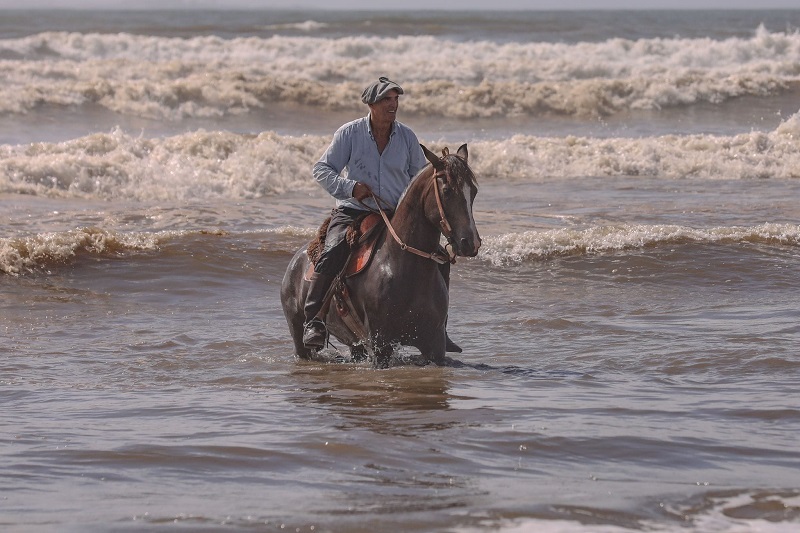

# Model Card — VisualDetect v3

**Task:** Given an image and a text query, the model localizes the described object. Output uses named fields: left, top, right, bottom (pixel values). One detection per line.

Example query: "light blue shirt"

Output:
left=313, top=115, right=428, bottom=211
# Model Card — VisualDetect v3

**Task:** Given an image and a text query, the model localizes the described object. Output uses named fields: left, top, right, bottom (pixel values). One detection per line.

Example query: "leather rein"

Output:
left=363, top=155, right=457, bottom=265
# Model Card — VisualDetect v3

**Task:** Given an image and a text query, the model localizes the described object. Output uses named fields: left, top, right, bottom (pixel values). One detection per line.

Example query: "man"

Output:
left=302, top=76, right=461, bottom=353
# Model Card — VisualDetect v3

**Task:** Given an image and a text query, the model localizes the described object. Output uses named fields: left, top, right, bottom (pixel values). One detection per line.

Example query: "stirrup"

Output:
left=303, top=318, right=327, bottom=348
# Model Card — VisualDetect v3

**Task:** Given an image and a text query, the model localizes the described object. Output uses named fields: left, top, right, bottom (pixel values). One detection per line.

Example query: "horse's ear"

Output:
left=421, top=144, right=445, bottom=171
left=456, top=143, right=468, bottom=162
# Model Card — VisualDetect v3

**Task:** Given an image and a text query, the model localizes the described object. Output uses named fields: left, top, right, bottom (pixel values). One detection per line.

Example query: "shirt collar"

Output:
left=366, top=113, right=396, bottom=139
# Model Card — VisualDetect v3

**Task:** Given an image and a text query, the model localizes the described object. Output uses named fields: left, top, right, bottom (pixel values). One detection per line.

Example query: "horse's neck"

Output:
left=383, top=182, right=441, bottom=264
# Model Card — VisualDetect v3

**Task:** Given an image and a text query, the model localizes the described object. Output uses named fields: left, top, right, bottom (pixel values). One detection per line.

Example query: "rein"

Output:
left=374, top=194, right=453, bottom=265
left=360, top=162, right=456, bottom=265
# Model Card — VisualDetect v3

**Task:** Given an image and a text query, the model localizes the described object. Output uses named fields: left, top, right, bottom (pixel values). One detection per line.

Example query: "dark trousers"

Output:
left=313, top=207, right=367, bottom=276
left=304, top=207, right=367, bottom=324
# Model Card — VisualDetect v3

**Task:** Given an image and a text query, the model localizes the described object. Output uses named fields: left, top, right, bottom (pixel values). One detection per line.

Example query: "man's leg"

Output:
left=301, top=271, right=337, bottom=348
left=302, top=209, right=359, bottom=348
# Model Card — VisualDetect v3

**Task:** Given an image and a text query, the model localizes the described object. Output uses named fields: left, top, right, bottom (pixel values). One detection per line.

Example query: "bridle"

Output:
left=365, top=150, right=460, bottom=265
left=432, top=167, right=454, bottom=241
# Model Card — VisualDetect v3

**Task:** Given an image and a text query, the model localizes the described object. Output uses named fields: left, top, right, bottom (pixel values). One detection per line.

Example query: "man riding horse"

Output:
left=302, top=76, right=462, bottom=352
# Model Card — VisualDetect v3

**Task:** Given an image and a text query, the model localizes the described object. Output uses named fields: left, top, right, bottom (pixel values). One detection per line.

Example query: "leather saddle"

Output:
left=304, top=212, right=386, bottom=281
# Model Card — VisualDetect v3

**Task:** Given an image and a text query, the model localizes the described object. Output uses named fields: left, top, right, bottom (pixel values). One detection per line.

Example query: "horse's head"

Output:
left=421, top=144, right=481, bottom=258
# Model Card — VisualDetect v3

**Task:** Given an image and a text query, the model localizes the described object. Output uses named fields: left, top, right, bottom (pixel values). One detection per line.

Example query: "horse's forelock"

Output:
left=398, top=155, right=476, bottom=209
left=445, top=155, right=478, bottom=190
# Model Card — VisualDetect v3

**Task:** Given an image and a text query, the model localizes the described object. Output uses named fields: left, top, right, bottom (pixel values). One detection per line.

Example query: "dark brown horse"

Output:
left=280, top=144, right=480, bottom=367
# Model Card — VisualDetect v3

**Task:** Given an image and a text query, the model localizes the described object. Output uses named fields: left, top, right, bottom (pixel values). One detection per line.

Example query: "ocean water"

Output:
left=2, top=9, right=800, bottom=532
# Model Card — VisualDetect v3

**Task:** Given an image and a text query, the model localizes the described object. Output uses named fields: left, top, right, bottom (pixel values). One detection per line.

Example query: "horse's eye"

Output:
left=441, top=184, right=453, bottom=197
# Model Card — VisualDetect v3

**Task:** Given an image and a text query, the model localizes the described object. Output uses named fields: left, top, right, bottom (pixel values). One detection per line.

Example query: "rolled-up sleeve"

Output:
left=312, top=117, right=428, bottom=210
left=313, top=124, right=357, bottom=201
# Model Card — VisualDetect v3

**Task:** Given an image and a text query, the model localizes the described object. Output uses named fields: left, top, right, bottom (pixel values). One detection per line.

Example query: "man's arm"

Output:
left=352, top=182, right=373, bottom=201
left=313, top=125, right=359, bottom=201
left=406, top=129, right=428, bottom=178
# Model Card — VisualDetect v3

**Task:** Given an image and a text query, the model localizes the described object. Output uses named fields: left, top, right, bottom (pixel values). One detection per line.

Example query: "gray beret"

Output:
left=361, top=76, right=404, bottom=105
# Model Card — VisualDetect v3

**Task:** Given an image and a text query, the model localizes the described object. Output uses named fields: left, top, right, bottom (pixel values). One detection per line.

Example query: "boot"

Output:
left=303, top=319, right=327, bottom=349
left=302, top=272, right=335, bottom=348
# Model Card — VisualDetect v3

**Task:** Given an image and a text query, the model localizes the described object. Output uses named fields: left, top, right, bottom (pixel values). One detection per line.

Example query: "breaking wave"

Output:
left=0, top=25, right=798, bottom=119
left=0, top=225, right=312, bottom=276
left=4, top=221, right=799, bottom=276
left=479, top=222, right=800, bottom=266
left=2, top=110, right=799, bottom=201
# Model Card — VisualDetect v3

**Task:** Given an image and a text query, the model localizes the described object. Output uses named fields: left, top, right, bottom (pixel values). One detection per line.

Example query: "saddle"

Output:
left=304, top=211, right=386, bottom=281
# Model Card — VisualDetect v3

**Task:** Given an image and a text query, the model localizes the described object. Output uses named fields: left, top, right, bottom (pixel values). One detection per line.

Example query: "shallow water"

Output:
left=4, top=185, right=799, bottom=531
left=3, top=8, right=800, bottom=532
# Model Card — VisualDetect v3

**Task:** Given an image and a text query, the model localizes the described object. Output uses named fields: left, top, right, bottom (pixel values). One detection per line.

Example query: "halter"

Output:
left=433, top=171, right=454, bottom=239
left=366, top=149, right=458, bottom=265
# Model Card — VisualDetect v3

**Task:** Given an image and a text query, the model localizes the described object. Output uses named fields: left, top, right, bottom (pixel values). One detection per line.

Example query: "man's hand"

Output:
left=352, top=182, right=373, bottom=201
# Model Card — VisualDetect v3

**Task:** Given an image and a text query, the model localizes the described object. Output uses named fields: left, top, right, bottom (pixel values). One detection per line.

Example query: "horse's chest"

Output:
left=363, top=272, right=446, bottom=323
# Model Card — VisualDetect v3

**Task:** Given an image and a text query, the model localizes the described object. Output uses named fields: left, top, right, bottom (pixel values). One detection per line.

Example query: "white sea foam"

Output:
left=455, top=489, right=800, bottom=532
left=475, top=113, right=800, bottom=181
left=479, top=223, right=800, bottom=266
left=0, top=225, right=313, bottom=276
left=5, top=221, right=795, bottom=276
left=0, top=26, right=798, bottom=119
left=0, top=226, right=161, bottom=275
left=2, top=111, right=799, bottom=202
left=0, top=128, right=324, bottom=201
left=263, top=20, right=329, bottom=32
left=469, top=517, right=799, bottom=533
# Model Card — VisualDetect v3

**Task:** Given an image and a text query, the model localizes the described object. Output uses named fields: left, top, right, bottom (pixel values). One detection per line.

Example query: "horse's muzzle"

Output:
left=454, top=235, right=481, bottom=257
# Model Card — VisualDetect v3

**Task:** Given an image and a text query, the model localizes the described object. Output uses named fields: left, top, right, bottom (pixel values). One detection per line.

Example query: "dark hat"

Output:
left=361, top=76, right=404, bottom=105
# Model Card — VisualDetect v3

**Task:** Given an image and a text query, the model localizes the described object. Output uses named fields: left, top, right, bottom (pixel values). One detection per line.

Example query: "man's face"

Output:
left=369, top=90, right=400, bottom=123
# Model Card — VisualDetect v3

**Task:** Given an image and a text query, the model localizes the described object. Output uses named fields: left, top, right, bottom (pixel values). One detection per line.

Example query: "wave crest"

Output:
left=1, top=27, right=799, bottom=119
left=3, top=112, right=800, bottom=202
left=0, top=226, right=161, bottom=275
left=0, top=128, right=324, bottom=200
left=480, top=223, right=800, bottom=265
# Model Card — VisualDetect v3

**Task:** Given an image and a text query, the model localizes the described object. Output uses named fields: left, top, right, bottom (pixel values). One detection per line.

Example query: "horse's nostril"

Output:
left=460, top=238, right=469, bottom=248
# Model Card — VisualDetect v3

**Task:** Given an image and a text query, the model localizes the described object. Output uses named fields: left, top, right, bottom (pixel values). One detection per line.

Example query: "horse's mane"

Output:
left=397, top=153, right=478, bottom=210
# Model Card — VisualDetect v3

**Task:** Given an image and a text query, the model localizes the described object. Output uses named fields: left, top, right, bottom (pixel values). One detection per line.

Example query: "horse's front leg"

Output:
left=373, top=343, right=393, bottom=369
left=414, top=328, right=447, bottom=366
left=428, top=339, right=447, bottom=366
left=350, top=344, right=369, bottom=363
